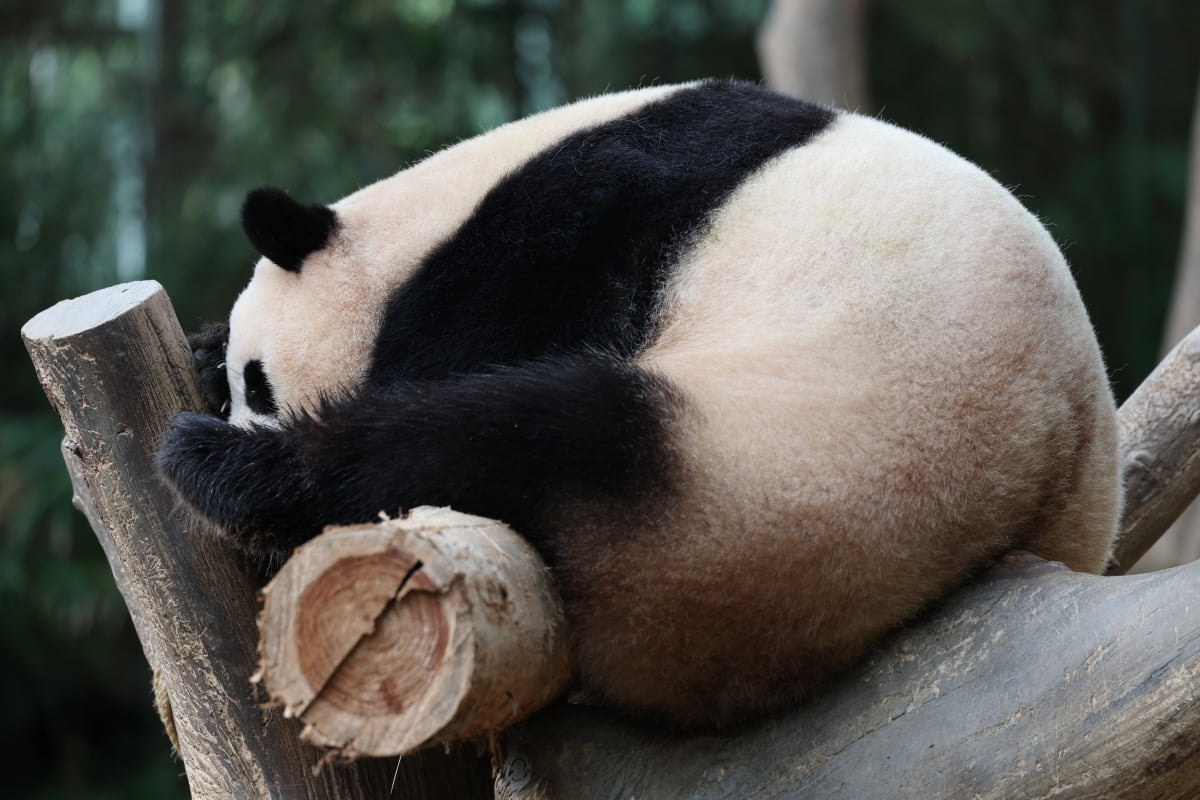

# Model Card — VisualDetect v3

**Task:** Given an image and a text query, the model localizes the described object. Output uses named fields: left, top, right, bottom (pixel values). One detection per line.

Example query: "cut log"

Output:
left=258, top=507, right=574, bottom=758
left=22, top=282, right=493, bottom=800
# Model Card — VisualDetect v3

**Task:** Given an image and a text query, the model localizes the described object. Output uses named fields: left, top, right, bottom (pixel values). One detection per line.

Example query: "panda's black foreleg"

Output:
left=157, top=353, right=680, bottom=556
left=187, top=322, right=231, bottom=418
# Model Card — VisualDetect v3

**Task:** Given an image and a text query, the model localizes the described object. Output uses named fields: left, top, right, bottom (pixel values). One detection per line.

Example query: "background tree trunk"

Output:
left=756, top=0, right=869, bottom=110
left=1140, top=71, right=1200, bottom=572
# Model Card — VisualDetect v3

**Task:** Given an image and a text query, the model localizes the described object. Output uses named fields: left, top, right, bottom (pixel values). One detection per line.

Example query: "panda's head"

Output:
left=226, top=187, right=388, bottom=429
left=221, top=83, right=703, bottom=428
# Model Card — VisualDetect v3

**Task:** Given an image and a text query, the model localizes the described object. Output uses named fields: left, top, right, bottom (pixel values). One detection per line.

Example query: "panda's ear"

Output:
left=240, top=187, right=339, bottom=272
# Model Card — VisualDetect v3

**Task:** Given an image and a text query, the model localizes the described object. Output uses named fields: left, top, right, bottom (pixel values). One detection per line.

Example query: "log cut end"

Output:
left=258, top=507, right=575, bottom=759
left=21, top=280, right=163, bottom=342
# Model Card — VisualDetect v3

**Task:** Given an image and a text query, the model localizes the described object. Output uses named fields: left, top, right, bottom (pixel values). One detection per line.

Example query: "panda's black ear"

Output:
left=240, top=187, right=339, bottom=272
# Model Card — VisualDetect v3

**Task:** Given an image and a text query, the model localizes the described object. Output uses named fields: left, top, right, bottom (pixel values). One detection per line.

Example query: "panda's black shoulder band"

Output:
left=241, top=187, right=338, bottom=272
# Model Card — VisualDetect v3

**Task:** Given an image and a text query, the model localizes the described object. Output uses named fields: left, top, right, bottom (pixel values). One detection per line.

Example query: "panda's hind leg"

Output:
left=1021, top=495, right=1119, bottom=575
left=1019, top=395, right=1121, bottom=574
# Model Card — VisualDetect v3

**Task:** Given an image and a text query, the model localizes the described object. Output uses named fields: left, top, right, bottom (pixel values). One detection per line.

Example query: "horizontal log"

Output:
left=258, top=507, right=574, bottom=758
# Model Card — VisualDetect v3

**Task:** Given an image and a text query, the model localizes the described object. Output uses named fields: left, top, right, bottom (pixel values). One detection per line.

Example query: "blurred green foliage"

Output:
left=2, top=0, right=1197, bottom=796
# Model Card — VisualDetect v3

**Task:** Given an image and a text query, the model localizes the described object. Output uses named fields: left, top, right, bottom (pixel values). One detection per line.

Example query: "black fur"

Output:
left=241, top=187, right=338, bottom=272
left=188, top=322, right=231, bottom=418
left=158, top=354, right=678, bottom=558
left=242, top=360, right=278, bottom=416
left=369, top=80, right=834, bottom=384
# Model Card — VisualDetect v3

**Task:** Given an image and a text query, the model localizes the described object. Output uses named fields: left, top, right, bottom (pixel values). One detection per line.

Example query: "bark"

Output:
left=21, top=281, right=491, bottom=800
left=1141, top=72, right=1200, bottom=571
left=258, top=508, right=573, bottom=758
left=756, top=0, right=869, bottom=109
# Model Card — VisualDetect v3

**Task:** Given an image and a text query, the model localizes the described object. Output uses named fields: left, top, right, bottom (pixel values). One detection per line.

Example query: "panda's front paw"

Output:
left=156, top=412, right=313, bottom=552
left=187, top=323, right=230, bottom=418
left=157, top=411, right=248, bottom=517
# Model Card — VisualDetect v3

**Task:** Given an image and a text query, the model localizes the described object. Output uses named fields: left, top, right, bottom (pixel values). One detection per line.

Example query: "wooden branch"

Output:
left=22, top=282, right=492, bottom=800
left=258, top=507, right=573, bottom=758
left=497, top=555, right=1200, bottom=800
left=1144, top=72, right=1200, bottom=571
left=1111, top=322, right=1200, bottom=572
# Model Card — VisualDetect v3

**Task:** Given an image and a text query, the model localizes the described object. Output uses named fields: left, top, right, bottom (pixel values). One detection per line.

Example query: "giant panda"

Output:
left=158, top=79, right=1121, bottom=728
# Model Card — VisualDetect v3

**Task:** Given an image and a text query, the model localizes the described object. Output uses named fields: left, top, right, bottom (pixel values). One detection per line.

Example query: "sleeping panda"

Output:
left=158, top=79, right=1120, bottom=728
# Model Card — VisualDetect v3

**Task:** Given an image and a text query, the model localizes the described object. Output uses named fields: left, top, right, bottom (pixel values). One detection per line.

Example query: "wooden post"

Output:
left=21, top=282, right=493, bottom=800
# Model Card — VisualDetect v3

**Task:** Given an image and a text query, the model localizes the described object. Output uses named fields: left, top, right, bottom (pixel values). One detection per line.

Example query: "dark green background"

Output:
left=4, top=1, right=1198, bottom=796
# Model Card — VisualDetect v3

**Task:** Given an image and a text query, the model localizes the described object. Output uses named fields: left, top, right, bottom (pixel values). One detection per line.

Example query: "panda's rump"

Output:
left=557, top=113, right=1120, bottom=724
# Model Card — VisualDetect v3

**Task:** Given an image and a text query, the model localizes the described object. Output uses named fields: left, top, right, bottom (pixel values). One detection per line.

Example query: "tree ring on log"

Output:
left=258, top=508, right=574, bottom=758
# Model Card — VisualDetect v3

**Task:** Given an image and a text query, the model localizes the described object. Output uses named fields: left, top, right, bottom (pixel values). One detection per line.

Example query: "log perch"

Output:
left=498, top=556, right=1200, bottom=800
left=258, top=507, right=573, bottom=758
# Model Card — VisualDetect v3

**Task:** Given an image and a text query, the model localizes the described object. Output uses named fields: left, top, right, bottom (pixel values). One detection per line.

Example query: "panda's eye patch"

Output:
left=242, top=359, right=279, bottom=416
